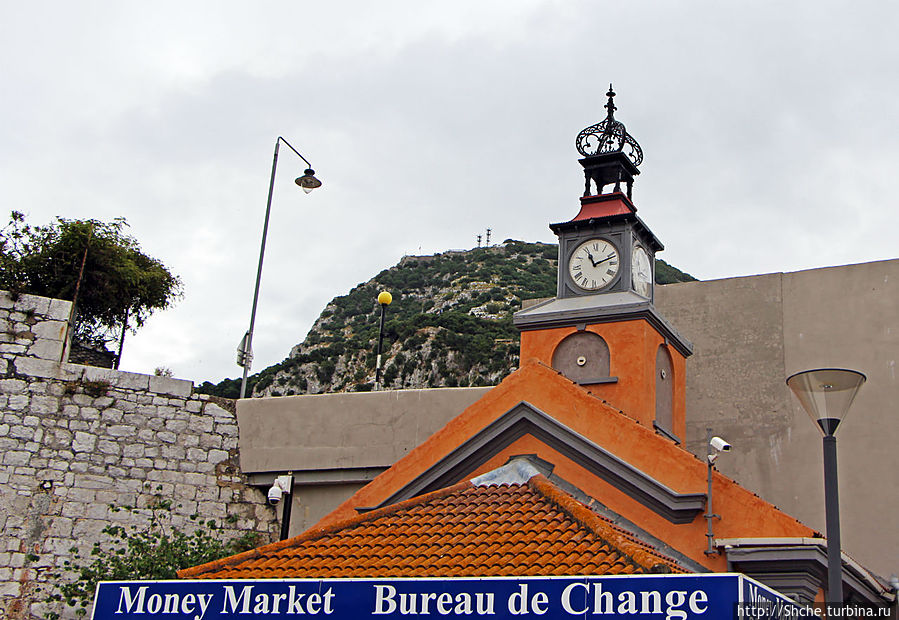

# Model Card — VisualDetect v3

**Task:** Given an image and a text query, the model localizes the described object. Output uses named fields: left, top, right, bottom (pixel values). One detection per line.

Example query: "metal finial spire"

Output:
left=604, top=84, right=617, bottom=118
left=575, top=86, right=642, bottom=167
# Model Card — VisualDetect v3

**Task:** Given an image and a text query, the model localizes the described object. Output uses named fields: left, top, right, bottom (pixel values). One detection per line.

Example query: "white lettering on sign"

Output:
left=221, top=585, right=335, bottom=615
left=116, top=586, right=213, bottom=620
left=689, top=590, right=708, bottom=615
left=110, top=579, right=717, bottom=618
left=373, top=584, right=496, bottom=615
left=509, top=584, right=552, bottom=615
left=559, top=583, right=709, bottom=619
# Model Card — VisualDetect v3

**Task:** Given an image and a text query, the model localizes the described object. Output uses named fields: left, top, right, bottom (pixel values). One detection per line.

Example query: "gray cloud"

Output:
left=1, top=1, right=897, bottom=383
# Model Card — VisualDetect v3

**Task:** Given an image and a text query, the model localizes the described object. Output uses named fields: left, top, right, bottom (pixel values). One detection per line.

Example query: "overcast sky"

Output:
left=2, top=2, right=897, bottom=384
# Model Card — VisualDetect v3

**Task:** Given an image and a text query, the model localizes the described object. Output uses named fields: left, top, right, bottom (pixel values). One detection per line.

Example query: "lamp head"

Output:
left=378, top=291, right=392, bottom=306
left=786, top=368, right=866, bottom=436
left=295, top=169, right=322, bottom=194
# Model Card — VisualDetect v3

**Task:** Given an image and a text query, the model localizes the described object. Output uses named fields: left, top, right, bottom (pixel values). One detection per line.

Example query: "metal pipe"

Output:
left=704, top=427, right=720, bottom=556
left=240, top=140, right=280, bottom=399
left=705, top=457, right=716, bottom=555
left=375, top=303, right=386, bottom=390
left=279, top=472, right=295, bottom=541
left=823, top=434, right=843, bottom=603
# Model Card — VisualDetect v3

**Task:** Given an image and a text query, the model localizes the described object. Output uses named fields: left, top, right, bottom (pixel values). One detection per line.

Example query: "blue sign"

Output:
left=92, top=573, right=798, bottom=620
left=739, top=576, right=803, bottom=620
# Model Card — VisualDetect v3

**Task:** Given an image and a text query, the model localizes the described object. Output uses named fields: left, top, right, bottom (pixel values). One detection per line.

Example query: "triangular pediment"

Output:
left=363, top=401, right=705, bottom=524
left=315, top=359, right=815, bottom=573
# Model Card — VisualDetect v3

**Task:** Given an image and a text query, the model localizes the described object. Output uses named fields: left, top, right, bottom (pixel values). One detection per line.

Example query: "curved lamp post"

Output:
left=239, top=137, right=321, bottom=399
left=374, top=291, right=392, bottom=390
left=786, top=367, right=866, bottom=604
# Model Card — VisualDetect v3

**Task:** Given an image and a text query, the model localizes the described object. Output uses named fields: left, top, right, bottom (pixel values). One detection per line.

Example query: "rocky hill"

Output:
left=197, top=241, right=696, bottom=398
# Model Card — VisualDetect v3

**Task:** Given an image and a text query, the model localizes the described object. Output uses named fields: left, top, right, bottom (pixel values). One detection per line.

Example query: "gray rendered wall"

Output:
left=655, top=259, right=899, bottom=578
left=0, top=291, right=278, bottom=619
left=237, top=387, right=492, bottom=537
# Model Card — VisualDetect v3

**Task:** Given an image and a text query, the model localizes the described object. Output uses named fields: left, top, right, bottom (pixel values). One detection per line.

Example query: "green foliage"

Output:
left=46, top=500, right=258, bottom=617
left=196, top=377, right=243, bottom=399
left=655, top=258, right=697, bottom=284
left=0, top=211, right=182, bottom=345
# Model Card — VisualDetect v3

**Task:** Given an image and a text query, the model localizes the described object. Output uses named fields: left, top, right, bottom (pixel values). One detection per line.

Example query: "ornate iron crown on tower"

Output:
left=576, top=85, right=643, bottom=200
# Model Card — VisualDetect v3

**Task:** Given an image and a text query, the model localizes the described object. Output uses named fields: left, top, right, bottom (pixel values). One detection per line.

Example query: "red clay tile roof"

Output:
left=180, top=475, right=684, bottom=580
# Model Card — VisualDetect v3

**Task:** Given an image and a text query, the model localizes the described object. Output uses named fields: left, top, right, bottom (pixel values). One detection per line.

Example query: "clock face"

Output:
left=632, top=244, right=653, bottom=297
left=568, top=238, right=619, bottom=291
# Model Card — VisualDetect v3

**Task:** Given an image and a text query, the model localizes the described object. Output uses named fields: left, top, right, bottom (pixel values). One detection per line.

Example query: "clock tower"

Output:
left=514, top=86, right=693, bottom=442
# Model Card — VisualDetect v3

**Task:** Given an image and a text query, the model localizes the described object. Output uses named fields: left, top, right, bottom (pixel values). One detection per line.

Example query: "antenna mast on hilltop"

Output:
left=486, top=228, right=491, bottom=246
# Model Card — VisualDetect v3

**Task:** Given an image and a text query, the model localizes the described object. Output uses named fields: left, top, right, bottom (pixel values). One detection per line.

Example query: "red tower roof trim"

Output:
left=572, top=192, right=636, bottom=221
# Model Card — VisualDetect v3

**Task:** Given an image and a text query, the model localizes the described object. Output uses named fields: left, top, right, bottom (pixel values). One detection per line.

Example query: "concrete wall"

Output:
left=0, top=291, right=279, bottom=619
left=655, top=258, right=899, bottom=578
left=237, top=387, right=491, bottom=535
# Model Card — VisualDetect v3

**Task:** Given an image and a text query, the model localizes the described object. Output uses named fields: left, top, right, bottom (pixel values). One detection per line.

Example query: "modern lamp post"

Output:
left=238, top=137, right=321, bottom=399
left=786, top=367, right=867, bottom=605
left=374, top=291, right=392, bottom=390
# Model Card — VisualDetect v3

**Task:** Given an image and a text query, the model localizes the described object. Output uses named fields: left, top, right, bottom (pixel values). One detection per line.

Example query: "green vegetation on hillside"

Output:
left=197, top=242, right=695, bottom=398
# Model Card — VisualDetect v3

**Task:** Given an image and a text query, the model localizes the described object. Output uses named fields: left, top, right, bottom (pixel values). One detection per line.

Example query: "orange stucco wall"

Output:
left=317, top=360, right=813, bottom=567
left=519, top=320, right=687, bottom=439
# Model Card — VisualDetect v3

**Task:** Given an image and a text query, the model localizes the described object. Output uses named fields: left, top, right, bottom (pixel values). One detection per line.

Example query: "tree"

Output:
left=0, top=211, right=182, bottom=348
left=45, top=500, right=260, bottom=617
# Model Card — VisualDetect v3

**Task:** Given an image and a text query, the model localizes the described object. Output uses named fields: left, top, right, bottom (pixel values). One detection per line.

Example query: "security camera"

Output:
left=267, top=474, right=293, bottom=506
left=267, top=485, right=283, bottom=506
left=710, top=437, right=732, bottom=452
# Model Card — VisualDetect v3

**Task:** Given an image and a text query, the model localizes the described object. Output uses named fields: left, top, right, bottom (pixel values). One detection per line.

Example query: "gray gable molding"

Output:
left=724, top=543, right=894, bottom=605
left=367, top=401, right=705, bottom=523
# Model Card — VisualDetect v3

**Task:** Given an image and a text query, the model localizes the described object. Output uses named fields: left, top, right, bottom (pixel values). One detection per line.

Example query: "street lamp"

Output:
left=239, top=137, right=321, bottom=399
left=374, top=291, right=392, bottom=390
left=786, top=367, right=867, bottom=604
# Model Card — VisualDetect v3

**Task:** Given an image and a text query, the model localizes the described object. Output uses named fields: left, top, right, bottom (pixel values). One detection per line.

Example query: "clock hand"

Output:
left=595, top=253, right=616, bottom=265
left=584, top=249, right=599, bottom=267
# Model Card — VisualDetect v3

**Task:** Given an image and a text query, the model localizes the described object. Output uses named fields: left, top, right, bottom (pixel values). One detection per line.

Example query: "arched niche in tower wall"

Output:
left=655, top=344, right=675, bottom=439
left=551, top=331, right=611, bottom=384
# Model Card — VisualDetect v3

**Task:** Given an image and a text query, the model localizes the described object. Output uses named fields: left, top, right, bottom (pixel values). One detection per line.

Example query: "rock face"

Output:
left=242, top=242, right=695, bottom=398
left=249, top=243, right=554, bottom=397
left=0, top=290, right=279, bottom=619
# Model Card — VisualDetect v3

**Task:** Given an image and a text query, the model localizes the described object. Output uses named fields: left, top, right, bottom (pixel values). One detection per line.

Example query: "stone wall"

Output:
left=0, top=290, right=279, bottom=619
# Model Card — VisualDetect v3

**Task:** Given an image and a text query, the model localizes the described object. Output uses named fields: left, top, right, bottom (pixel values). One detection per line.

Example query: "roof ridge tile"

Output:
left=526, top=474, right=683, bottom=573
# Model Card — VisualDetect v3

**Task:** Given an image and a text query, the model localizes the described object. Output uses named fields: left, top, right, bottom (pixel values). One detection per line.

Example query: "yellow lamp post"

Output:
left=375, top=291, right=392, bottom=390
